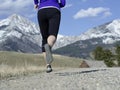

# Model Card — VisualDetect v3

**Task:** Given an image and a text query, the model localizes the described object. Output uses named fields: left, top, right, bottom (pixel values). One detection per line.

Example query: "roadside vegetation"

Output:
left=0, top=51, right=82, bottom=79
left=93, top=45, right=120, bottom=67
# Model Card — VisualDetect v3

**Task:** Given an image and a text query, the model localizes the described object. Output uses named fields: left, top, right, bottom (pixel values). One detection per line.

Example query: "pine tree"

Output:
left=115, top=45, right=120, bottom=66
left=93, top=46, right=114, bottom=67
left=103, top=49, right=114, bottom=67
left=93, top=46, right=104, bottom=60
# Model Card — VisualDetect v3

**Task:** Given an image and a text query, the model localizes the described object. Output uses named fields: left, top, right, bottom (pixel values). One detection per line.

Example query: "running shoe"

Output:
left=46, top=64, right=52, bottom=73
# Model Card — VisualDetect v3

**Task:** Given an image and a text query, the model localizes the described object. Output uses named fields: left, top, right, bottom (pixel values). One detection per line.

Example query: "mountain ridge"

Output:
left=54, top=19, right=120, bottom=58
left=0, top=14, right=42, bottom=53
left=0, top=14, right=120, bottom=57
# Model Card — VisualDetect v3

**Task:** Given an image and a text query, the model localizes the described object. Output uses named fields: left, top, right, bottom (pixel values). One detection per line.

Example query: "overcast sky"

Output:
left=0, top=0, right=120, bottom=35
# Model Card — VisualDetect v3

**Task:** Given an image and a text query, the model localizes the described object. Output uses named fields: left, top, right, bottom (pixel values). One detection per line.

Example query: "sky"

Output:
left=0, top=0, right=120, bottom=36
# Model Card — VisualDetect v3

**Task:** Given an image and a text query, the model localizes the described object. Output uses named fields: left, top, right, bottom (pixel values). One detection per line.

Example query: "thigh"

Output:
left=37, top=10, right=49, bottom=39
left=49, top=9, right=61, bottom=37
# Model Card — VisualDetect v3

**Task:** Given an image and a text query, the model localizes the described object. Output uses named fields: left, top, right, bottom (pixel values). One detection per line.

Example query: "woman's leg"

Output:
left=47, top=8, right=61, bottom=47
left=37, top=8, right=61, bottom=73
left=37, top=9, right=53, bottom=73
left=37, top=9, right=49, bottom=63
left=43, top=8, right=61, bottom=65
left=47, top=35, right=56, bottom=47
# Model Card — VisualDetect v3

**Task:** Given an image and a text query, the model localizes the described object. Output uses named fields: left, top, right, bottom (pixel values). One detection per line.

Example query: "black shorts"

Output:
left=37, top=8, right=61, bottom=52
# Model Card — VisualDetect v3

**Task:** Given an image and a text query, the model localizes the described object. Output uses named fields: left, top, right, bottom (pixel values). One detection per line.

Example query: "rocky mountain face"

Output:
left=54, top=19, right=120, bottom=59
left=0, top=14, right=42, bottom=53
left=79, top=19, right=120, bottom=44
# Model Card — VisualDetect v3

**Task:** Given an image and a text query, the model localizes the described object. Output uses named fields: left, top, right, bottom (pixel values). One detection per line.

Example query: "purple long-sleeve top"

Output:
left=34, top=0, right=66, bottom=10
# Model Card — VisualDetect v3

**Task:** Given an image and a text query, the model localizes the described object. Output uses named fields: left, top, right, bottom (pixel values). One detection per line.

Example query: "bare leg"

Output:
left=43, top=35, right=56, bottom=64
left=43, top=35, right=56, bottom=72
left=47, top=35, right=56, bottom=47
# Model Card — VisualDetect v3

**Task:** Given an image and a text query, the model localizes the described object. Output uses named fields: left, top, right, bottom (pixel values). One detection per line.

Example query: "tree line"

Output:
left=93, top=45, right=120, bottom=67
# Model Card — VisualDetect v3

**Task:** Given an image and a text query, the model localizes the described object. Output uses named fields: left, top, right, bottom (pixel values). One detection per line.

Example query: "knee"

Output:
left=47, top=35, right=56, bottom=47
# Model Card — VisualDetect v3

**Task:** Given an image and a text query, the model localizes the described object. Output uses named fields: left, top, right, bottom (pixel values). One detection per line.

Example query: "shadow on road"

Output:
left=55, top=69, right=107, bottom=76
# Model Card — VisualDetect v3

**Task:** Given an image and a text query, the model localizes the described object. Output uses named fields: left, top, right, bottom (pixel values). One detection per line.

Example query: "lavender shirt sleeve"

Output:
left=34, top=0, right=39, bottom=5
left=59, top=0, right=66, bottom=8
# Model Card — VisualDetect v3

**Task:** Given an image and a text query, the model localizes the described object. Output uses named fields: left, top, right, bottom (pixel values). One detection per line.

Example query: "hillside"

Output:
left=0, top=51, right=119, bottom=90
left=0, top=51, right=82, bottom=79
left=53, top=38, right=120, bottom=59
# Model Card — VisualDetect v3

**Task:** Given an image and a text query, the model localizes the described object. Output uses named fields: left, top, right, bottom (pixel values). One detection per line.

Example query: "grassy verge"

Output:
left=0, top=51, right=82, bottom=79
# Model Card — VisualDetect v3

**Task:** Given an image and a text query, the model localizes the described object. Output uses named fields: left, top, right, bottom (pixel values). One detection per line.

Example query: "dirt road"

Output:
left=0, top=68, right=120, bottom=90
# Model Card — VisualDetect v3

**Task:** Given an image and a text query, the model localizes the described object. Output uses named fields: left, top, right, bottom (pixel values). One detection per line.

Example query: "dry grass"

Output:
left=0, top=51, right=82, bottom=79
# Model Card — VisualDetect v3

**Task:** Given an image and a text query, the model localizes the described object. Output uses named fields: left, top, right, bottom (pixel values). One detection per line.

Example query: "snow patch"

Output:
left=106, top=19, right=120, bottom=35
left=103, top=37, right=115, bottom=44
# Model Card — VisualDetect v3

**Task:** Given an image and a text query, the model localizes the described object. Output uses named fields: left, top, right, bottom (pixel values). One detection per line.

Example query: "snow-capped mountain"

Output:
left=80, top=19, right=120, bottom=44
left=0, top=14, right=41, bottom=43
left=54, top=19, right=120, bottom=58
left=56, top=19, right=120, bottom=49
left=0, top=14, right=42, bottom=53
left=1, top=14, right=120, bottom=55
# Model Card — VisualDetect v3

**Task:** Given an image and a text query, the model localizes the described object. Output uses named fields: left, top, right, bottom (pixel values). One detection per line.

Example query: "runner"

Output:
left=34, top=0, right=66, bottom=73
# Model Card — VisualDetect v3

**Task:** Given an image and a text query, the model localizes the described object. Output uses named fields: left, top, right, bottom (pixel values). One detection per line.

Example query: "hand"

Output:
left=34, top=4, right=38, bottom=9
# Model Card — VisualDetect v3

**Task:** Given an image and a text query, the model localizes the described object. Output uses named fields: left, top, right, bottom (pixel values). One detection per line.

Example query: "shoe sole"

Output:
left=44, top=44, right=53, bottom=64
left=46, top=69, right=52, bottom=73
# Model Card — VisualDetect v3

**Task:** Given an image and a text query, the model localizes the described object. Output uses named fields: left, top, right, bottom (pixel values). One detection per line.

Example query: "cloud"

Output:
left=0, top=0, right=35, bottom=19
left=103, top=11, right=112, bottom=17
left=73, top=7, right=111, bottom=19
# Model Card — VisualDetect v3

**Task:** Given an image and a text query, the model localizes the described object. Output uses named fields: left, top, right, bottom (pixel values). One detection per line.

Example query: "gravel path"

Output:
left=0, top=68, right=120, bottom=90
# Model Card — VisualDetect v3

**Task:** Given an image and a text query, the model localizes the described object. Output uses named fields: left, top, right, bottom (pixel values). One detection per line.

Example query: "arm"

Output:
left=34, top=0, right=39, bottom=5
left=59, top=0, right=66, bottom=8
left=34, top=0, right=39, bottom=9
